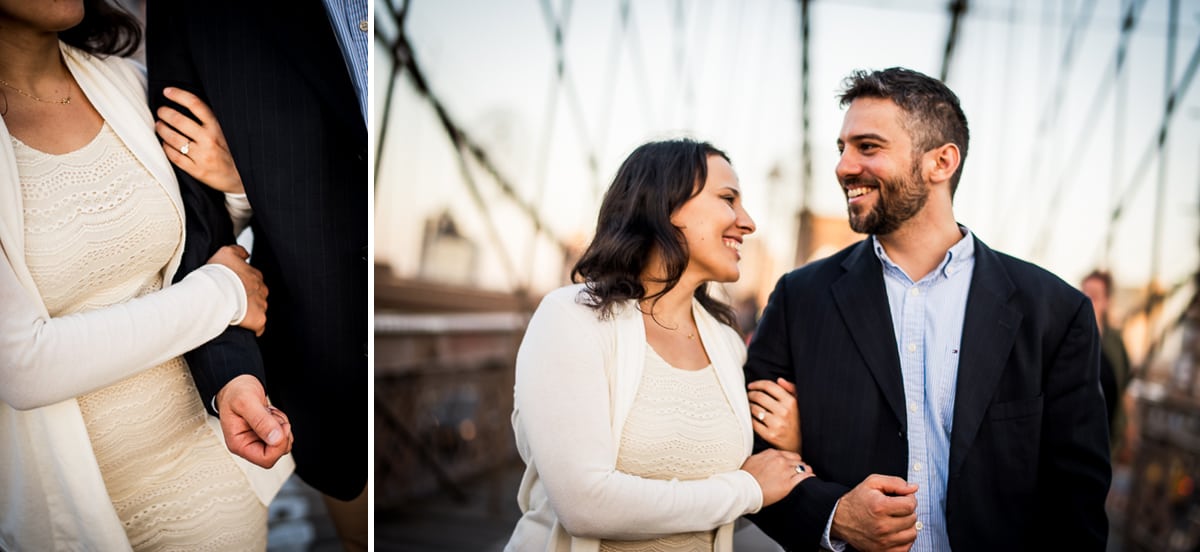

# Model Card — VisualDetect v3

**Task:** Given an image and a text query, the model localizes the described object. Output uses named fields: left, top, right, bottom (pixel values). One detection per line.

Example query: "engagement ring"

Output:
left=756, top=410, right=765, bottom=422
left=180, top=141, right=190, bottom=155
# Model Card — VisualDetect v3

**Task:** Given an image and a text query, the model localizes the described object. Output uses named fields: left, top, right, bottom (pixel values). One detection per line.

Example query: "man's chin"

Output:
left=848, top=214, right=872, bottom=234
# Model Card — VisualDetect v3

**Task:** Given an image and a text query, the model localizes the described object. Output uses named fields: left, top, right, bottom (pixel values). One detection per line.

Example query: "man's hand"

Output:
left=215, top=374, right=292, bottom=468
left=831, top=474, right=919, bottom=552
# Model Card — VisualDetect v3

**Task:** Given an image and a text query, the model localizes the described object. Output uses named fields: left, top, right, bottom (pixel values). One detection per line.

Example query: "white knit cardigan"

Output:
left=506, top=284, right=763, bottom=552
left=0, top=43, right=292, bottom=551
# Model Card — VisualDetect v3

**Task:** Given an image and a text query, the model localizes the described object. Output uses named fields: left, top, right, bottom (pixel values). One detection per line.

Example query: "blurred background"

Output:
left=374, top=0, right=1200, bottom=550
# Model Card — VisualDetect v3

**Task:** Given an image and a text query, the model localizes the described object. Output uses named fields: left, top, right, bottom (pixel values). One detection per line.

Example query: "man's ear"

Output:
left=923, top=143, right=960, bottom=185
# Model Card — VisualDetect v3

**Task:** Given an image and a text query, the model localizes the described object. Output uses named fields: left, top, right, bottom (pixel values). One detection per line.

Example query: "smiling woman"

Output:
left=505, top=138, right=810, bottom=552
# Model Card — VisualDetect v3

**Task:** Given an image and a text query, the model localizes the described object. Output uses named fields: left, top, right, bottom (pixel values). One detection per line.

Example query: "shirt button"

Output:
left=915, top=521, right=924, bottom=531
left=909, top=402, right=918, bottom=412
left=909, top=287, right=919, bottom=296
left=914, top=462, right=922, bottom=472
left=946, top=266, right=955, bottom=274
left=359, top=20, right=369, bottom=32
left=907, top=343, right=917, bottom=353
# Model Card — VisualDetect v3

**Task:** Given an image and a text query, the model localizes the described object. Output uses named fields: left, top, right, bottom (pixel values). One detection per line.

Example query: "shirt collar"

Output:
left=872, top=224, right=975, bottom=283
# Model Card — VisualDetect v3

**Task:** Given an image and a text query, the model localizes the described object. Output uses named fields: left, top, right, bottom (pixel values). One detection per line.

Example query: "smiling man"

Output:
left=743, top=67, right=1111, bottom=551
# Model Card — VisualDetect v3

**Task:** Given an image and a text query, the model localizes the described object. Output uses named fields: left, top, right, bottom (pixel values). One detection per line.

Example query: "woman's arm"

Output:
left=514, top=292, right=763, bottom=540
left=0, top=253, right=247, bottom=410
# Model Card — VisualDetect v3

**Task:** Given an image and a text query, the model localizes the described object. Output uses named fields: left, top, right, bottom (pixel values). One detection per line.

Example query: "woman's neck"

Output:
left=0, top=27, right=65, bottom=88
left=640, top=274, right=702, bottom=328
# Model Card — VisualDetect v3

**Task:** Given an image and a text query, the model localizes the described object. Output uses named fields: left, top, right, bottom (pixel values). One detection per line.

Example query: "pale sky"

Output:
left=375, top=0, right=1200, bottom=305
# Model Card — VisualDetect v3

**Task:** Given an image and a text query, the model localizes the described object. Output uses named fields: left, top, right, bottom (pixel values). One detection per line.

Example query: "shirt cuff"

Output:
left=224, top=192, right=253, bottom=235
left=822, top=498, right=848, bottom=551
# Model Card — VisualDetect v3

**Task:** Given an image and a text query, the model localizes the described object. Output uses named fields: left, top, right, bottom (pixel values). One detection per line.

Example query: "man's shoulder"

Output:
left=979, top=241, right=1086, bottom=305
left=778, top=239, right=868, bottom=286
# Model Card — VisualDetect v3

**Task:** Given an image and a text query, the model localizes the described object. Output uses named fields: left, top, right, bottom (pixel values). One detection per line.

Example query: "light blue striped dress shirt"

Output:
left=875, top=227, right=975, bottom=552
left=321, top=0, right=369, bottom=124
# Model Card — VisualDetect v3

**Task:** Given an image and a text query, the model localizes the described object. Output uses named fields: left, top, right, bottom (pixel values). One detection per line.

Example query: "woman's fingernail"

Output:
left=163, top=87, right=176, bottom=96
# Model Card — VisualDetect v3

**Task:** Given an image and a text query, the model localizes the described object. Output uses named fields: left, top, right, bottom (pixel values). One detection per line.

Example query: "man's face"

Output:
left=835, top=98, right=929, bottom=235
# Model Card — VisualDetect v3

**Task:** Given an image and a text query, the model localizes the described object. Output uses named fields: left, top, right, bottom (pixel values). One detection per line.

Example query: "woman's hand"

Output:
left=155, top=87, right=245, bottom=194
left=749, top=377, right=801, bottom=453
left=206, top=245, right=267, bottom=335
left=740, top=449, right=813, bottom=507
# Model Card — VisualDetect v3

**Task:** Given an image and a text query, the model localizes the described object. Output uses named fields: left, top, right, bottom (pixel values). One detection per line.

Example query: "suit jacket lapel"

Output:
left=831, top=240, right=908, bottom=431
left=949, top=237, right=1022, bottom=477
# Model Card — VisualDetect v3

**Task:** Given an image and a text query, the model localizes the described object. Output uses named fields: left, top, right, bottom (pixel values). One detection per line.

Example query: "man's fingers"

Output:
left=235, top=400, right=284, bottom=446
left=867, top=474, right=918, bottom=496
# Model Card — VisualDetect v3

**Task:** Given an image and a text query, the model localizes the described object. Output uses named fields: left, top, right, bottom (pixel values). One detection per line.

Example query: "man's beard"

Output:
left=844, top=163, right=928, bottom=235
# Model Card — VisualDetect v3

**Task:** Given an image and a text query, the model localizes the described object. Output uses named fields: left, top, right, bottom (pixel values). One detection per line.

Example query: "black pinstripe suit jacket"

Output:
left=744, top=236, right=1110, bottom=551
left=146, top=0, right=367, bottom=500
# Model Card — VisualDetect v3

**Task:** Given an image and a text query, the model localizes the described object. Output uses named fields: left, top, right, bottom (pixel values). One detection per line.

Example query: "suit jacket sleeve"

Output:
left=744, top=274, right=850, bottom=550
left=146, top=2, right=265, bottom=415
left=1035, top=297, right=1111, bottom=547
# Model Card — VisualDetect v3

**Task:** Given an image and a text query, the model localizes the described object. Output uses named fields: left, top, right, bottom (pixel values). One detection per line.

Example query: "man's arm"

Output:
left=744, top=275, right=852, bottom=548
left=1035, top=297, right=1112, bottom=548
left=745, top=274, right=919, bottom=551
left=146, top=2, right=288, bottom=468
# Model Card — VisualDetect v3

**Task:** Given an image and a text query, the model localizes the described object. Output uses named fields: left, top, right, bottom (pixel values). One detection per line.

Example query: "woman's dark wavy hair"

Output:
left=571, top=138, right=740, bottom=332
left=60, top=0, right=143, bottom=58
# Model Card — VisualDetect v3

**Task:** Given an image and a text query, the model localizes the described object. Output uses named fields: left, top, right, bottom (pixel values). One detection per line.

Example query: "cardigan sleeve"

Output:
left=0, top=251, right=246, bottom=410
left=512, top=289, right=763, bottom=540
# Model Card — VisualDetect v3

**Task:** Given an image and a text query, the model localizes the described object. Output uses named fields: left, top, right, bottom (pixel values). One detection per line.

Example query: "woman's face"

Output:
left=670, top=155, right=756, bottom=284
left=0, top=0, right=85, bottom=35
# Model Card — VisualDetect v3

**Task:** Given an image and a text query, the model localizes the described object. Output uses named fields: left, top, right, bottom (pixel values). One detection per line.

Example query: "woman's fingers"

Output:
left=162, top=86, right=221, bottom=131
left=155, top=120, right=192, bottom=155
left=748, top=379, right=795, bottom=403
left=748, top=389, right=782, bottom=415
left=156, top=104, right=206, bottom=144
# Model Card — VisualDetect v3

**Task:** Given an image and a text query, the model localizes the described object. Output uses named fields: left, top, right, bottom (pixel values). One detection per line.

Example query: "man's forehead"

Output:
left=840, top=98, right=907, bottom=138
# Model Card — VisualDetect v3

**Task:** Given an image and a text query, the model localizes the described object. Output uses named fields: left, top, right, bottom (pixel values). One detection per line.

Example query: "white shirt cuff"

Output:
left=822, top=498, right=848, bottom=551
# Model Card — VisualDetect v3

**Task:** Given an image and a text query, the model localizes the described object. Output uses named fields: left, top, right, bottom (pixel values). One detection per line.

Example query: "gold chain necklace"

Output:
left=0, top=77, right=71, bottom=105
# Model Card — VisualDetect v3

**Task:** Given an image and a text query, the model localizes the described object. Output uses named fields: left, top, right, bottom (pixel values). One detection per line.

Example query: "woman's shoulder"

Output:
left=533, top=283, right=636, bottom=330
left=536, top=283, right=601, bottom=320
left=60, top=43, right=146, bottom=94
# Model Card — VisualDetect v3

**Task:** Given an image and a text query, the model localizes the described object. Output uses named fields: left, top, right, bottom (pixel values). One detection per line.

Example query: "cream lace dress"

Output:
left=14, top=122, right=267, bottom=551
left=599, top=346, right=746, bottom=552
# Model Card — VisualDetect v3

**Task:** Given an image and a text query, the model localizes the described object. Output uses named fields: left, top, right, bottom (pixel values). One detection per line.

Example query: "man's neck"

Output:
left=876, top=210, right=963, bottom=283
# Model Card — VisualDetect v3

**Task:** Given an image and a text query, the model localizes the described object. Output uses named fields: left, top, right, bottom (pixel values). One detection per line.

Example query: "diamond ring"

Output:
left=180, top=141, right=190, bottom=155
left=756, top=410, right=766, bottom=422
